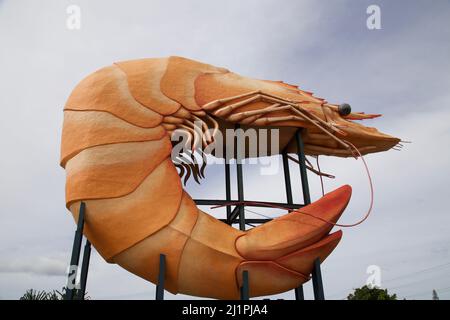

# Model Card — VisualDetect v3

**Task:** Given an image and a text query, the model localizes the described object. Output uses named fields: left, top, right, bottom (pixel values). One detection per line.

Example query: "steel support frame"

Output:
left=156, top=254, right=166, bottom=300
left=65, top=202, right=91, bottom=300
left=65, top=129, right=325, bottom=301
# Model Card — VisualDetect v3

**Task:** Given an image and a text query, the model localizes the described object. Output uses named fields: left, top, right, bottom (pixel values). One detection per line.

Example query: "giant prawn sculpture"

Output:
left=60, top=56, right=400, bottom=299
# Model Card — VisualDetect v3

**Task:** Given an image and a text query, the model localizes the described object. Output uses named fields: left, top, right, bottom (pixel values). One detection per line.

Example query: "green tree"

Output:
left=20, top=288, right=65, bottom=300
left=20, top=289, right=51, bottom=300
left=19, top=287, right=89, bottom=300
left=347, top=285, right=397, bottom=300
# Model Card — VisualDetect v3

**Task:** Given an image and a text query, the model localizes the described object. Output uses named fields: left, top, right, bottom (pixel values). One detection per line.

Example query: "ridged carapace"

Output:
left=60, top=56, right=399, bottom=299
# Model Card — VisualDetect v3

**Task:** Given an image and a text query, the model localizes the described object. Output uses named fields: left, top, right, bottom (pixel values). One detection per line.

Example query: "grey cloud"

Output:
left=0, top=256, right=66, bottom=277
left=1, top=0, right=449, bottom=300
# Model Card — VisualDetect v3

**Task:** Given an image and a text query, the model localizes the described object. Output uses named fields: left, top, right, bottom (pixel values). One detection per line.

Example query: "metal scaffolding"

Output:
left=65, top=128, right=325, bottom=300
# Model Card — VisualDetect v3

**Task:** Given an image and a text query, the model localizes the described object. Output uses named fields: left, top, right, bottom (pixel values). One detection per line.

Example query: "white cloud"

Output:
left=0, top=256, right=66, bottom=276
left=0, top=0, right=449, bottom=300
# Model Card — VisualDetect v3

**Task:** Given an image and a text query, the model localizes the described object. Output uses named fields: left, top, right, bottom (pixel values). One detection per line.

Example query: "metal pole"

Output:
left=66, top=202, right=86, bottom=300
left=296, top=130, right=313, bottom=300
left=156, top=254, right=166, bottom=300
left=225, top=160, right=232, bottom=224
left=295, top=287, right=305, bottom=300
left=296, top=131, right=326, bottom=299
left=283, top=152, right=305, bottom=300
left=312, top=258, right=325, bottom=300
left=235, top=124, right=246, bottom=231
left=296, top=130, right=326, bottom=300
left=240, top=270, right=249, bottom=300
left=282, top=153, right=293, bottom=205
left=79, top=240, right=91, bottom=300
left=236, top=161, right=245, bottom=231
left=295, top=129, right=311, bottom=205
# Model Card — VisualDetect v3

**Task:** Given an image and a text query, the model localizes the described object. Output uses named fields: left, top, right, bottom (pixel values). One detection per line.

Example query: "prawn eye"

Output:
left=338, top=103, right=351, bottom=116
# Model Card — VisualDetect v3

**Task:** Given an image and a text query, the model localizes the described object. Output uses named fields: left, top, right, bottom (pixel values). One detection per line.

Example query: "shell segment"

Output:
left=60, top=111, right=166, bottom=167
left=115, top=58, right=181, bottom=115
left=160, top=56, right=229, bottom=111
left=60, top=56, right=369, bottom=299
left=64, top=65, right=163, bottom=128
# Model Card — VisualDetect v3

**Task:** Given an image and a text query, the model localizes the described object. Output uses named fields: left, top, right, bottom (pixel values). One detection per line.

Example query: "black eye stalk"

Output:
left=338, top=103, right=352, bottom=116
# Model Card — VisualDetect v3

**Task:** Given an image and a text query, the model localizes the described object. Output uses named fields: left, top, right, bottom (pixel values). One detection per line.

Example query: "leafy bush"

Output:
left=347, top=285, right=397, bottom=300
left=19, top=287, right=89, bottom=300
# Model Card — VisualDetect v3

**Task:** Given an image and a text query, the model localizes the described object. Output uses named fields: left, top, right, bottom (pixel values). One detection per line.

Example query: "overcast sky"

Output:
left=0, top=0, right=449, bottom=300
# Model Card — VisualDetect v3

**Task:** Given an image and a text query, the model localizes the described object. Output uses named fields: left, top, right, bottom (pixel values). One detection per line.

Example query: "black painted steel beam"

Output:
left=295, top=287, right=305, bottom=300
left=240, top=270, right=249, bottom=300
left=66, top=202, right=85, bottom=300
left=156, top=254, right=166, bottom=300
left=194, top=199, right=304, bottom=209
left=282, top=153, right=294, bottom=205
left=235, top=124, right=246, bottom=231
left=294, top=130, right=311, bottom=300
left=295, top=129, right=311, bottom=205
left=225, top=161, right=232, bottom=224
left=219, top=218, right=272, bottom=224
left=79, top=240, right=91, bottom=300
left=312, top=258, right=325, bottom=300
left=283, top=145, right=305, bottom=301
left=228, top=206, right=240, bottom=224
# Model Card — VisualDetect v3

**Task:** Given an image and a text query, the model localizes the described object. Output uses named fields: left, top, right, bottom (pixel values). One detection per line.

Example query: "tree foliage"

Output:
left=347, top=285, right=397, bottom=300
left=19, top=287, right=89, bottom=300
